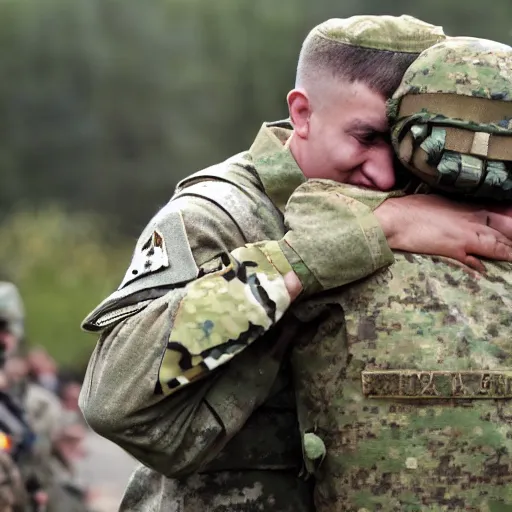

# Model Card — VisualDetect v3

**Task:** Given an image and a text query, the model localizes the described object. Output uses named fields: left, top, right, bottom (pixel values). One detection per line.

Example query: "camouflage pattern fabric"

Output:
left=120, top=466, right=314, bottom=512
left=307, top=15, right=445, bottom=53
left=293, top=254, right=512, bottom=512
left=393, top=37, right=512, bottom=100
left=24, top=383, right=63, bottom=493
left=160, top=243, right=292, bottom=395
left=389, top=37, right=512, bottom=198
left=80, top=120, right=397, bottom=511
left=281, top=180, right=393, bottom=297
left=158, top=178, right=393, bottom=395
left=121, top=355, right=313, bottom=512
left=292, top=36, right=512, bottom=512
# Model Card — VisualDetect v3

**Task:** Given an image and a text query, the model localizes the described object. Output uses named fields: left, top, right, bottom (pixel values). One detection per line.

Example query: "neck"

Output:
left=288, top=133, right=308, bottom=178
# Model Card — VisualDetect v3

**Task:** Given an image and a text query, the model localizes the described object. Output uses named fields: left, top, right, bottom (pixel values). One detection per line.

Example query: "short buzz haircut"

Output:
left=296, top=35, right=418, bottom=99
left=295, top=15, right=447, bottom=99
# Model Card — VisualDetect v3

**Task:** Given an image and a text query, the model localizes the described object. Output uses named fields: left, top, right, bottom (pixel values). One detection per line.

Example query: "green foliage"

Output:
left=0, top=207, right=131, bottom=369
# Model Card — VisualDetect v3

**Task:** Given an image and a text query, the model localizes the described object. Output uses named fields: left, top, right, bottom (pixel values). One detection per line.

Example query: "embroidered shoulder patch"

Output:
left=119, top=230, right=169, bottom=289
left=116, top=208, right=198, bottom=292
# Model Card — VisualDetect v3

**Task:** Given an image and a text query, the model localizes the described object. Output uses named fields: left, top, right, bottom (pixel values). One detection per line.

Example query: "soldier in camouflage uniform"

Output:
left=293, top=37, right=512, bottom=511
left=79, top=16, right=512, bottom=512
left=47, top=418, right=90, bottom=512
left=0, top=282, right=66, bottom=511
left=0, top=283, right=30, bottom=511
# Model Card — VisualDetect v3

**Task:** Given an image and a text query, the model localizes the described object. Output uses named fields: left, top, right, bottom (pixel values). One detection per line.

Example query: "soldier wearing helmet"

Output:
left=0, top=283, right=29, bottom=511
left=390, top=36, right=512, bottom=200
left=0, top=282, right=64, bottom=512
left=0, top=283, right=25, bottom=368
left=292, top=36, right=512, bottom=511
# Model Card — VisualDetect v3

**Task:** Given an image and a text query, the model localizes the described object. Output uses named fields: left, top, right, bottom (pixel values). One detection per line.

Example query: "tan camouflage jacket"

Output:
left=79, top=120, right=395, bottom=511
left=293, top=189, right=512, bottom=511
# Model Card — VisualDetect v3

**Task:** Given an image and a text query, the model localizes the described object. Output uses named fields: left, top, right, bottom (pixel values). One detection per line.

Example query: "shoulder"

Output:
left=82, top=156, right=283, bottom=331
left=117, top=157, right=271, bottom=295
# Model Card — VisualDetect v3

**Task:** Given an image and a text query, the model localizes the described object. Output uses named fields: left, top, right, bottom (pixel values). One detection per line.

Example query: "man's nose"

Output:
left=363, top=147, right=396, bottom=191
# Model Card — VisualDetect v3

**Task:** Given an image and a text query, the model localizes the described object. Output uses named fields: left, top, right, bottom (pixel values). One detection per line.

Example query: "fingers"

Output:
left=485, top=211, right=512, bottom=240
left=463, top=255, right=486, bottom=273
left=465, top=227, right=512, bottom=262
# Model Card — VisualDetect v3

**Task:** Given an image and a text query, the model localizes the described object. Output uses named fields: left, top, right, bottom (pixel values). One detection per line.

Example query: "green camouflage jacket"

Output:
left=293, top=197, right=512, bottom=511
left=79, top=121, right=394, bottom=511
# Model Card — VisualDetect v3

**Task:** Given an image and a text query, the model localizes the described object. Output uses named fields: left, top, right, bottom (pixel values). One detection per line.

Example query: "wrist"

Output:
left=283, top=271, right=303, bottom=302
left=374, top=199, right=401, bottom=248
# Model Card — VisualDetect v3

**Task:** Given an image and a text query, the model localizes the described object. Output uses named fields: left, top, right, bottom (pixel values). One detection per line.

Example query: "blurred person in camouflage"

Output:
left=47, top=417, right=90, bottom=512
left=4, top=355, right=90, bottom=511
left=293, top=36, right=512, bottom=511
left=0, top=283, right=75, bottom=512
left=0, top=283, right=27, bottom=511
left=80, top=14, right=512, bottom=512
left=0, top=282, right=42, bottom=511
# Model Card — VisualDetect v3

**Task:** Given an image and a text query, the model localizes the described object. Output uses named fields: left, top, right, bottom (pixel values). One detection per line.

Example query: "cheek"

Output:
left=331, top=138, right=364, bottom=172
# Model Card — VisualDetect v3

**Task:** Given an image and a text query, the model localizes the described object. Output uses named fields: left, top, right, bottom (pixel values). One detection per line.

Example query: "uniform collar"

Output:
left=249, top=120, right=306, bottom=213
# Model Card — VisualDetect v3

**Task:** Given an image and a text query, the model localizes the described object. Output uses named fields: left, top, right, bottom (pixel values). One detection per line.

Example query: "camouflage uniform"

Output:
left=0, top=283, right=30, bottom=512
left=79, top=15, right=445, bottom=512
left=293, top=37, right=512, bottom=511
left=25, top=383, right=63, bottom=499
left=0, top=282, right=63, bottom=511
left=80, top=120, right=393, bottom=512
left=47, top=419, right=90, bottom=512
left=390, top=36, right=512, bottom=199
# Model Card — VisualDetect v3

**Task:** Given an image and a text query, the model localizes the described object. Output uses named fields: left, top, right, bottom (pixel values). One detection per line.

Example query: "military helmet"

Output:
left=0, top=283, right=24, bottom=340
left=389, top=37, right=512, bottom=199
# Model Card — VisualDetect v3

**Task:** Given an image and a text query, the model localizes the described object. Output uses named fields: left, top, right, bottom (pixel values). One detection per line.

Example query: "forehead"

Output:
left=322, top=80, right=388, bottom=128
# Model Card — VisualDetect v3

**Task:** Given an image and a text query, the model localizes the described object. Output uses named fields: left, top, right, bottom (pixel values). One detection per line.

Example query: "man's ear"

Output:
left=287, top=88, right=311, bottom=139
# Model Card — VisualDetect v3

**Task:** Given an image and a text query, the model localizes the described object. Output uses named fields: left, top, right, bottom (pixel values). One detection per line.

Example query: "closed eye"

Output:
left=355, top=130, right=389, bottom=147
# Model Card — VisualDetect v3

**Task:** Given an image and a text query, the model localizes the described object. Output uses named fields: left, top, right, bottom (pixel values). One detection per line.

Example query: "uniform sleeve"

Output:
left=79, top=186, right=395, bottom=477
left=80, top=195, right=295, bottom=477
left=158, top=240, right=292, bottom=395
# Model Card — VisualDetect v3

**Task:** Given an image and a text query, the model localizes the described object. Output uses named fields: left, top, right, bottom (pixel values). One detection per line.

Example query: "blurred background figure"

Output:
left=59, top=381, right=81, bottom=415
left=47, top=418, right=90, bottom=512
left=0, top=282, right=134, bottom=511
left=0, top=0, right=509, bottom=509
left=26, top=348, right=59, bottom=395
left=58, top=377, right=84, bottom=426
left=0, top=282, right=48, bottom=511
